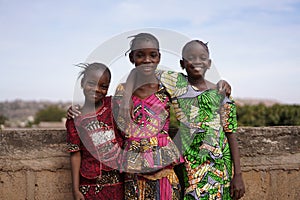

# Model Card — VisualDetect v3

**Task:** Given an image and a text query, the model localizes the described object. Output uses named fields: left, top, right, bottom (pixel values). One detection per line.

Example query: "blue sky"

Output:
left=1, top=0, right=300, bottom=104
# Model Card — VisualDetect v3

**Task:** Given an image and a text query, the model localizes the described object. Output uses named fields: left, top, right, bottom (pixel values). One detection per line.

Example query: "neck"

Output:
left=82, top=100, right=103, bottom=114
left=188, top=75, right=205, bottom=85
left=135, top=74, right=158, bottom=89
left=188, top=76, right=207, bottom=90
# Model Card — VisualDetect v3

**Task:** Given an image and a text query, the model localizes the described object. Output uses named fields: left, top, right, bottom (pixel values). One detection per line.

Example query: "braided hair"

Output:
left=126, top=33, right=160, bottom=54
left=76, top=62, right=111, bottom=81
left=181, top=40, right=209, bottom=57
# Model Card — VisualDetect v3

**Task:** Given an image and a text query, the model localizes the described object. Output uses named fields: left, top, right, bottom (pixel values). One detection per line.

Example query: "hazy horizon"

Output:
left=1, top=1, right=300, bottom=104
left=0, top=96, right=295, bottom=106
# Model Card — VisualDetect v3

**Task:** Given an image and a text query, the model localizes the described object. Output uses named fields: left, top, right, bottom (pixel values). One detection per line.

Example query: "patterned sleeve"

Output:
left=114, top=83, right=125, bottom=97
left=112, top=83, right=129, bottom=132
left=66, top=118, right=81, bottom=152
left=158, top=70, right=188, bottom=98
left=220, top=96, right=238, bottom=133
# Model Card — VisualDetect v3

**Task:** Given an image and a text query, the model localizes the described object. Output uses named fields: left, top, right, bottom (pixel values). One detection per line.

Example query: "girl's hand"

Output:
left=67, top=105, right=81, bottom=119
left=119, top=99, right=133, bottom=120
left=230, top=173, right=245, bottom=199
left=217, top=80, right=231, bottom=97
left=73, top=189, right=85, bottom=200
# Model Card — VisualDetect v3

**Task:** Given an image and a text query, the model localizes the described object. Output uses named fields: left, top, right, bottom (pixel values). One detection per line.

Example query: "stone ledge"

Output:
left=1, top=127, right=300, bottom=200
left=1, top=127, right=300, bottom=172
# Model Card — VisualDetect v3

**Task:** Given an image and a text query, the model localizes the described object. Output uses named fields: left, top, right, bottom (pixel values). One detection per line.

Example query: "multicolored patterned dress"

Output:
left=66, top=96, right=124, bottom=200
left=113, top=83, right=183, bottom=200
left=159, top=71, right=238, bottom=200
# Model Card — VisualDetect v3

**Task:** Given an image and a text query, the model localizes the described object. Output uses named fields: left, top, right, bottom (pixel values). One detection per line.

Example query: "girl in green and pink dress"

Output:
left=157, top=40, right=245, bottom=200
left=123, top=38, right=245, bottom=200
left=114, top=33, right=183, bottom=200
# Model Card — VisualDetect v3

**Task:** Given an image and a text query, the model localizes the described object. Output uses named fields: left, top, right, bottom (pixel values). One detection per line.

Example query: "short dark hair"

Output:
left=182, top=40, right=209, bottom=57
left=127, top=33, right=160, bottom=54
left=76, top=62, right=111, bottom=81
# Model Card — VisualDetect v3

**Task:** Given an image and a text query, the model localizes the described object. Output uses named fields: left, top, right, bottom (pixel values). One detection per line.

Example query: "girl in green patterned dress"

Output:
left=157, top=40, right=245, bottom=200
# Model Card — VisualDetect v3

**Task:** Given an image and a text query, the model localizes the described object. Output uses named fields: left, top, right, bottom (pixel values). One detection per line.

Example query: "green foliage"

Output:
left=0, top=114, right=8, bottom=125
left=169, top=103, right=300, bottom=128
left=34, top=105, right=66, bottom=124
left=169, top=106, right=179, bottom=128
left=169, top=106, right=179, bottom=139
left=237, top=104, right=300, bottom=126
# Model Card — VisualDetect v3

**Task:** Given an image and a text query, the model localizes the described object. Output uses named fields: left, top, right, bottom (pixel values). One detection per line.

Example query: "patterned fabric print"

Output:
left=129, top=90, right=169, bottom=138
left=114, top=83, right=182, bottom=200
left=67, top=143, right=80, bottom=152
left=159, top=71, right=238, bottom=200
left=115, top=84, right=182, bottom=173
left=124, top=173, right=181, bottom=200
left=66, top=96, right=124, bottom=199
left=124, top=177, right=158, bottom=200
left=221, top=100, right=238, bottom=133
left=80, top=181, right=124, bottom=200
left=79, top=169, right=124, bottom=199
left=123, top=136, right=181, bottom=173
left=158, top=70, right=188, bottom=98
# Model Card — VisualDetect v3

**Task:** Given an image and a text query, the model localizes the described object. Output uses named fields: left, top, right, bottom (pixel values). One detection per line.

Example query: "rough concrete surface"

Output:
left=0, top=127, right=299, bottom=200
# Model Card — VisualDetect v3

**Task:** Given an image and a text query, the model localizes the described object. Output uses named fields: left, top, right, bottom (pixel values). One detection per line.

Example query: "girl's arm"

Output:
left=118, top=68, right=137, bottom=120
left=66, top=118, right=84, bottom=200
left=226, top=133, right=245, bottom=199
left=217, top=80, right=231, bottom=97
left=70, top=151, right=85, bottom=200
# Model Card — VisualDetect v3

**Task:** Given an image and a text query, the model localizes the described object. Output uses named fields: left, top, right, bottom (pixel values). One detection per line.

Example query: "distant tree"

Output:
left=237, top=105, right=257, bottom=126
left=0, top=114, right=8, bottom=125
left=34, top=105, right=66, bottom=124
left=237, top=104, right=300, bottom=126
left=169, top=106, right=179, bottom=139
left=266, top=104, right=281, bottom=126
left=275, top=105, right=300, bottom=126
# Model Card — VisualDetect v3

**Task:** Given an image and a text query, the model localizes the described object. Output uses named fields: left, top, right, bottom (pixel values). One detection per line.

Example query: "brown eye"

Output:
left=187, top=56, right=195, bottom=61
left=87, top=81, right=96, bottom=86
left=201, top=56, right=208, bottom=61
left=151, top=53, right=158, bottom=59
left=101, top=85, right=109, bottom=90
left=135, top=52, right=145, bottom=59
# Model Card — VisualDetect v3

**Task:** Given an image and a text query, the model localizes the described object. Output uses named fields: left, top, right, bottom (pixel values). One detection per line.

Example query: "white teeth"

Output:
left=193, top=65, right=203, bottom=68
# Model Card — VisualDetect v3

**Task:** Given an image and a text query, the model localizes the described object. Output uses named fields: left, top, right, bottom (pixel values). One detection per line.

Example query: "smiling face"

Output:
left=130, top=40, right=161, bottom=77
left=81, top=69, right=110, bottom=105
left=181, top=41, right=211, bottom=79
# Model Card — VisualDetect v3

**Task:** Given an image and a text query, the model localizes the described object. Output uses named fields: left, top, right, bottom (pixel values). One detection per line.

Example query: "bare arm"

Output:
left=70, top=151, right=85, bottom=200
left=226, top=133, right=245, bottom=199
left=118, top=68, right=137, bottom=118
left=124, top=68, right=138, bottom=100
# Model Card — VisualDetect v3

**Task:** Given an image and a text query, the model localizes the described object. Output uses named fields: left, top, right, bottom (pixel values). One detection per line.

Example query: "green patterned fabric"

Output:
left=158, top=70, right=238, bottom=200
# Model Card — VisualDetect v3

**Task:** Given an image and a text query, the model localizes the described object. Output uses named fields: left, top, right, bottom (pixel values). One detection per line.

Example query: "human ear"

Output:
left=80, top=78, right=84, bottom=89
left=129, top=52, right=134, bottom=64
left=208, top=59, right=212, bottom=69
left=180, top=59, right=185, bottom=70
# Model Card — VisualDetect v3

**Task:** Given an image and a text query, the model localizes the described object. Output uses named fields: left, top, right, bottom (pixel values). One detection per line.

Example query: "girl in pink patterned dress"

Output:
left=66, top=63, right=124, bottom=200
left=113, top=33, right=183, bottom=200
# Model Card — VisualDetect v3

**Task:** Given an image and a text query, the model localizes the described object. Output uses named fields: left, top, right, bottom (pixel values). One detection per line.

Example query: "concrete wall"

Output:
left=0, top=127, right=299, bottom=200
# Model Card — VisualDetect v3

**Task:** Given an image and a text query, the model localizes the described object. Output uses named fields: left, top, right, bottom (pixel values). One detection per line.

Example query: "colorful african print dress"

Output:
left=66, top=96, right=124, bottom=200
left=114, top=83, right=183, bottom=200
left=159, top=71, right=238, bottom=200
